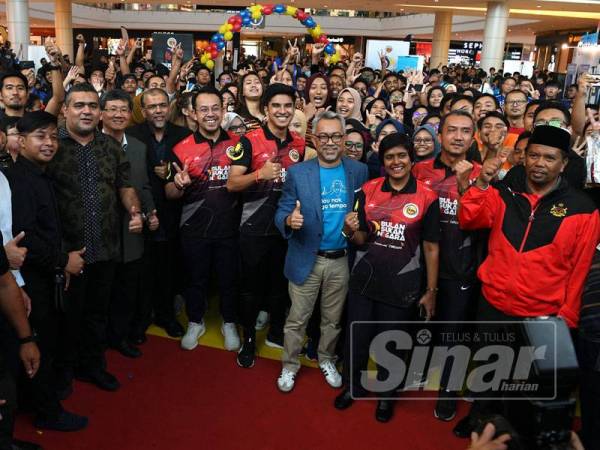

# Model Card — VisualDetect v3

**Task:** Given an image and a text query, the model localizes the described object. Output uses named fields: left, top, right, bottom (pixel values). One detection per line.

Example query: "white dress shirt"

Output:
left=0, top=171, right=24, bottom=286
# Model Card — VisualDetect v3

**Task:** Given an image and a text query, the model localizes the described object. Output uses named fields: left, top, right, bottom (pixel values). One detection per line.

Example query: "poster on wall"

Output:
left=396, top=55, right=424, bottom=73
left=564, top=64, right=578, bottom=92
left=365, top=40, right=410, bottom=70
left=151, top=32, right=194, bottom=69
left=503, top=60, right=535, bottom=78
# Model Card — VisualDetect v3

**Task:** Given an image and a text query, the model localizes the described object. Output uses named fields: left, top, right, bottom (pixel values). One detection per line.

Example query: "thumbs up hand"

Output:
left=147, top=209, right=159, bottom=231
left=65, top=247, right=86, bottom=275
left=259, top=158, right=282, bottom=181
left=286, top=200, right=304, bottom=230
left=5, top=231, right=27, bottom=270
left=129, top=206, right=143, bottom=234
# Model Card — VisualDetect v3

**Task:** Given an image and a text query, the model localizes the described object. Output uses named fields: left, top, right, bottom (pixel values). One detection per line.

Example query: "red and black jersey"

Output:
left=169, top=129, right=241, bottom=239
left=232, top=125, right=305, bottom=236
left=459, top=175, right=600, bottom=328
left=349, top=175, right=440, bottom=307
left=412, top=155, right=481, bottom=281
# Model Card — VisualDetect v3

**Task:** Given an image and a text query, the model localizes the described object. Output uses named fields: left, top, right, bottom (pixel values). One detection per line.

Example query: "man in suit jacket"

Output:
left=101, top=89, right=158, bottom=357
left=274, top=111, right=368, bottom=393
left=127, top=88, right=192, bottom=339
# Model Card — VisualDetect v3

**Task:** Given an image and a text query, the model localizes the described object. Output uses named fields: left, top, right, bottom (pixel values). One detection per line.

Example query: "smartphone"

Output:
left=414, top=83, right=423, bottom=92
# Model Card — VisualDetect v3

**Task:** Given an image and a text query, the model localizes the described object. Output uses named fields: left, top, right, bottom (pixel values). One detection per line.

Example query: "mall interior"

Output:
left=1, top=0, right=600, bottom=450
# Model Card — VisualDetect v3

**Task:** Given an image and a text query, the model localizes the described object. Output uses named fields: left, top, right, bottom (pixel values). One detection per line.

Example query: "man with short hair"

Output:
left=5, top=111, right=88, bottom=431
left=274, top=111, right=368, bottom=392
left=121, top=73, right=138, bottom=97
left=454, top=125, right=600, bottom=437
left=128, top=88, right=192, bottom=339
left=413, top=110, right=482, bottom=421
left=165, top=87, right=242, bottom=352
left=0, top=73, right=28, bottom=120
left=473, top=94, right=499, bottom=123
left=196, top=67, right=212, bottom=89
left=101, top=89, right=158, bottom=356
left=227, top=83, right=306, bottom=368
left=543, top=80, right=561, bottom=100
left=503, top=89, right=528, bottom=133
left=494, top=77, right=516, bottom=108
left=47, top=83, right=143, bottom=394
left=477, top=111, right=509, bottom=162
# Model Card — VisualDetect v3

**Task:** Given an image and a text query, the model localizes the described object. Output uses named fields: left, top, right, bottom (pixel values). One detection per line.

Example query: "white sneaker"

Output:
left=181, top=321, right=205, bottom=350
left=221, top=322, right=241, bottom=351
left=277, top=368, right=296, bottom=393
left=319, top=360, right=342, bottom=388
left=255, top=311, right=269, bottom=331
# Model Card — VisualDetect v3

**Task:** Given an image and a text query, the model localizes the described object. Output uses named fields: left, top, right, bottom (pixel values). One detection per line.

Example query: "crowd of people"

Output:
left=0, top=32, right=599, bottom=450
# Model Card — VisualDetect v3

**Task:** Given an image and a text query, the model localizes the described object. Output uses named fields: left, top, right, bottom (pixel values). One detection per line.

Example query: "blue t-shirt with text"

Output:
left=319, top=164, right=348, bottom=250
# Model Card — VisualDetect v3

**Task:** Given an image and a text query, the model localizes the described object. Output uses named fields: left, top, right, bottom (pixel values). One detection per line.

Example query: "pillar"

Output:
left=55, top=0, right=74, bottom=60
left=480, top=1, right=509, bottom=72
left=430, top=12, right=452, bottom=69
left=6, top=0, right=30, bottom=60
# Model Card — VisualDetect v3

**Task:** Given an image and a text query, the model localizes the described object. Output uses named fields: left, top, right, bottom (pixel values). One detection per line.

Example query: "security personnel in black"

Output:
left=4, top=111, right=88, bottom=431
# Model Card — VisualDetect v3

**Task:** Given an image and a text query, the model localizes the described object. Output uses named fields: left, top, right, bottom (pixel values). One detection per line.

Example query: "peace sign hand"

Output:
left=572, top=135, right=587, bottom=157
left=173, top=162, right=191, bottom=190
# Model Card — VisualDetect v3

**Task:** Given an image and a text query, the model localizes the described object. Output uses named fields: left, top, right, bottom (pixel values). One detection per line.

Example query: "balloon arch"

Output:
left=197, top=4, right=341, bottom=70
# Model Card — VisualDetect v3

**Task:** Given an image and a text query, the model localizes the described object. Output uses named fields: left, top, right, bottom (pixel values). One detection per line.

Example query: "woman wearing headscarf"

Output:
left=221, top=112, right=248, bottom=137
left=288, top=109, right=317, bottom=160
left=412, top=124, right=441, bottom=162
left=336, top=87, right=362, bottom=122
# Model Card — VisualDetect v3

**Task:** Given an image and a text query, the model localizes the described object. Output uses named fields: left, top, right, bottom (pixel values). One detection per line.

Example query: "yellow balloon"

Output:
left=226, top=23, right=233, bottom=31
left=250, top=4, right=262, bottom=13
left=219, top=25, right=227, bottom=34
left=252, top=10, right=262, bottom=20
left=310, top=25, right=321, bottom=38
left=224, top=31, right=234, bottom=41
left=286, top=6, right=297, bottom=16
left=200, top=53, right=209, bottom=64
left=205, top=60, right=215, bottom=70
left=330, top=53, right=340, bottom=64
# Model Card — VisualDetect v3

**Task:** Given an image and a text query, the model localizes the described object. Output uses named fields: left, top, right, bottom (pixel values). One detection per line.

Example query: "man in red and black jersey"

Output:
left=227, top=83, right=305, bottom=368
left=165, top=87, right=242, bottom=352
left=412, top=110, right=482, bottom=420
left=453, top=125, right=600, bottom=438
left=335, top=133, right=440, bottom=422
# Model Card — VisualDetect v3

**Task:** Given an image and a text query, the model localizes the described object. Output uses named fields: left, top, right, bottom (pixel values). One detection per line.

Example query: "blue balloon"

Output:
left=242, top=17, right=251, bottom=26
left=274, top=4, right=285, bottom=13
left=211, top=34, right=224, bottom=43
left=325, top=43, right=335, bottom=55
left=240, top=9, right=250, bottom=18
left=304, top=17, right=316, bottom=28
left=217, top=41, right=225, bottom=51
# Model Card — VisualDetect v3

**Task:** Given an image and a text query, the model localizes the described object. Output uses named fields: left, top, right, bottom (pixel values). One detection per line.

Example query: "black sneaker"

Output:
left=237, top=334, right=256, bottom=368
left=34, top=410, right=88, bottom=432
left=434, top=389, right=457, bottom=421
left=265, top=332, right=284, bottom=349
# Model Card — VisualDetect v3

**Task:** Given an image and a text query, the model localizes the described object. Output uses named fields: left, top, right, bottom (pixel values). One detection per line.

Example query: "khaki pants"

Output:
left=282, top=255, right=349, bottom=373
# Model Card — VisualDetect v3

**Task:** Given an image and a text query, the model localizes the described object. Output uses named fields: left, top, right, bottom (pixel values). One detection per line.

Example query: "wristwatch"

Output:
left=19, top=333, right=37, bottom=345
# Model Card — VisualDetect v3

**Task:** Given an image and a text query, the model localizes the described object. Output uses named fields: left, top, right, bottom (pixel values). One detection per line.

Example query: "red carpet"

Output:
left=15, top=336, right=469, bottom=450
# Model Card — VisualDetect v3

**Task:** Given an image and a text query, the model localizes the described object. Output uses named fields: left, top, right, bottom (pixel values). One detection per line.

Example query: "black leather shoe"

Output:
left=334, top=388, right=354, bottom=410
left=75, top=369, right=121, bottom=392
left=55, top=370, right=73, bottom=401
left=156, top=320, right=184, bottom=338
left=112, top=340, right=142, bottom=358
left=375, top=400, right=395, bottom=423
left=453, top=414, right=478, bottom=438
left=129, top=332, right=147, bottom=345
left=34, top=410, right=88, bottom=432
left=11, top=439, right=42, bottom=450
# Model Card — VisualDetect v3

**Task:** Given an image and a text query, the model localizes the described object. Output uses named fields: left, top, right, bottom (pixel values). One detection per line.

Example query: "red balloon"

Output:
left=208, top=42, right=217, bottom=51
left=318, top=35, right=329, bottom=44
left=228, top=16, right=239, bottom=24
left=262, top=4, right=274, bottom=14
left=233, top=22, right=242, bottom=32
left=210, top=49, right=219, bottom=59
left=296, top=10, right=307, bottom=21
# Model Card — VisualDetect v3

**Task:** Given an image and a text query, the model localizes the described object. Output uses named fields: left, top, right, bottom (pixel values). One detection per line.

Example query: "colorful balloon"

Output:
left=210, top=48, right=219, bottom=59
left=200, top=53, right=209, bottom=64
left=262, top=4, right=273, bottom=15
left=274, top=4, right=285, bottom=13
left=224, top=31, right=234, bottom=41
left=205, top=59, right=215, bottom=70
left=325, top=43, right=335, bottom=55
left=286, top=6, right=297, bottom=16
left=218, top=25, right=227, bottom=34
left=233, top=22, right=242, bottom=32
left=304, top=17, right=316, bottom=28
left=251, top=10, right=262, bottom=20
left=329, top=53, right=340, bottom=64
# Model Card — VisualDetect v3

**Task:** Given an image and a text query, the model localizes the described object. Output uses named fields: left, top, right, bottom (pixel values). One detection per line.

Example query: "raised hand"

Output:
left=173, top=162, right=191, bottom=190
left=76, top=34, right=85, bottom=45
left=174, top=43, right=184, bottom=62
left=468, top=423, right=511, bottom=450
left=287, top=200, right=304, bottom=230
left=65, top=65, right=79, bottom=83
left=154, top=160, right=169, bottom=180
left=259, top=158, right=282, bottom=181
left=147, top=209, right=160, bottom=231
left=5, top=231, right=27, bottom=270
left=572, top=135, right=587, bottom=157
left=115, top=38, right=127, bottom=57
left=128, top=206, right=143, bottom=234
left=478, top=157, right=503, bottom=186
left=344, top=212, right=360, bottom=233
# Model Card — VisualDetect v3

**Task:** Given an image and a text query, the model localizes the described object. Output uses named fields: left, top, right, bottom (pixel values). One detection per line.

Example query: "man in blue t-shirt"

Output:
left=274, top=111, right=368, bottom=393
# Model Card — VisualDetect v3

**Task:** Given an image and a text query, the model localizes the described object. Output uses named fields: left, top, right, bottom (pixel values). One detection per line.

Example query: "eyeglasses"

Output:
left=534, top=119, right=568, bottom=129
left=104, top=106, right=130, bottom=114
left=316, top=133, right=344, bottom=144
left=344, top=141, right=364, bottom=151
left=414, top=138, right=433, bottom=145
